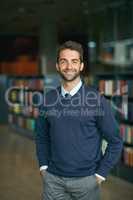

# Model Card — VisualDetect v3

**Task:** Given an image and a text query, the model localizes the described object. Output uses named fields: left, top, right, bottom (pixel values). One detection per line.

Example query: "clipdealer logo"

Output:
left=5, top=86, right=102, bottom=108
left=5, top=85, right=128, bottom=117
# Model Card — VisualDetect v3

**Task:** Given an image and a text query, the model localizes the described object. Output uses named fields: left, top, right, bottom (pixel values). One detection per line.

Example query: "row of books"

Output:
left=123, top=147, right=133, bottom=167
left=9, top=78, right=44, bottom=90
left=120, top=124, right=133, bottom=144
left=8, top=114, right=36, bottom=132
left=9, top=89, right=43, bottom=105
left=113, top=100, right=133, bottom=121
left=7, top=77, right=45, bottom=136
left=9, top=104, right=39, bottom=118
left=99, top=80, right=133, bottom=96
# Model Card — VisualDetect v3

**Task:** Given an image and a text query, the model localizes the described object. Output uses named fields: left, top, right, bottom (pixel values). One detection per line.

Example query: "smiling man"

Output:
left=35, top=41, right=123, bottom=200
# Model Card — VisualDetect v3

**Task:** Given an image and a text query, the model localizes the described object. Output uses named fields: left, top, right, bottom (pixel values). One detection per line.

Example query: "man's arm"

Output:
left=35, top=106, right=50, bottom=168
left=96, top=95, right=123, bottom=178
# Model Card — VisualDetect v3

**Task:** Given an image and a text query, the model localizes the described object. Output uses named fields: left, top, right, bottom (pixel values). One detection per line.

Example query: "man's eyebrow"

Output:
left=59, top=58, right=67, bottom=60
left=71, top=58, right=80, bottom=60
left=59, top=58, right=80, bottom=61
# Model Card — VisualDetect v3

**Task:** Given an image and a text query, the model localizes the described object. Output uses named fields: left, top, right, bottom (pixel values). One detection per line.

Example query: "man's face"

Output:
left=56, top=49, right=84, bottom=82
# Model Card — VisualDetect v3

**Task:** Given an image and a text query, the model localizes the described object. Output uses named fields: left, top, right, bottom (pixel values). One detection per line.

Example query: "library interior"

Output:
left=0, top=0, right=133, bottom=200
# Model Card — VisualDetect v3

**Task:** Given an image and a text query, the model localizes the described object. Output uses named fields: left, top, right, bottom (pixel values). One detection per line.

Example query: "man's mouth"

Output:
left=63, top=70, right=74, bottom=74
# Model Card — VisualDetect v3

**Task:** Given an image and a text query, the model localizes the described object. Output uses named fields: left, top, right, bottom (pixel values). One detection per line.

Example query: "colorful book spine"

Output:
left=120, top=124, right=133, bottom=144
left=99, top=80, right=129, bottom=96
left=124, top=147, right=133, bottom=167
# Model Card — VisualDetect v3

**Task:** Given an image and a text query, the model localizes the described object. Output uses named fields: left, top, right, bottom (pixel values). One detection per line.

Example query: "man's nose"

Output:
left=65, top=61, right=72, bottom=69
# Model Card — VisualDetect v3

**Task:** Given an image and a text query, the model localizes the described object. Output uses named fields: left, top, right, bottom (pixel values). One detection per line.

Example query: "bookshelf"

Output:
left=95, top=73, right=133, bottom=183
left=0, top=75, right=8, bottom=124
left=7, top=76, right=44, bottom=139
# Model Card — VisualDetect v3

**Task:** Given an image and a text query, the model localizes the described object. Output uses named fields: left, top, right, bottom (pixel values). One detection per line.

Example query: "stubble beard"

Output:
left=59, top=70, right=81, bottom=82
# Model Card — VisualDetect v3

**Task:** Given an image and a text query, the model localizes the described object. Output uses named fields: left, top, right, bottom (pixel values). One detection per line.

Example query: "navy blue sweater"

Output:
left=35, top=84, right=123, bottom=178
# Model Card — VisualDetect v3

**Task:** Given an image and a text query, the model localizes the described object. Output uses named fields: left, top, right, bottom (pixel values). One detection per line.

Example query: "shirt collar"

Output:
left=61, top=79, right=82, bottom=97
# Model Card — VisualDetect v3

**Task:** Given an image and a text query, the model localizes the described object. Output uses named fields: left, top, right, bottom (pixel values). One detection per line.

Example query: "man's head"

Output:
left=56, top=41, right=84, bottom=82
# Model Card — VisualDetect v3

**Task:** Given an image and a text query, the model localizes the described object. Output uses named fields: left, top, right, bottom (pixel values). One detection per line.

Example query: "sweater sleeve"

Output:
left=96, top=95, right=123, bottom=178
left=35, top=106, right=50, bottom=167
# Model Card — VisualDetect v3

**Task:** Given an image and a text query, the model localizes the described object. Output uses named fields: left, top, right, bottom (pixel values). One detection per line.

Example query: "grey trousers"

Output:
left=42, top=171, right=101, bottom=200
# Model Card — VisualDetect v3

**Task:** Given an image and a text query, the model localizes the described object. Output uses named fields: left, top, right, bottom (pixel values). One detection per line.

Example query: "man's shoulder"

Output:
left=83, top=84, right=100, bottom=94
left=45, top=86, right=61, bottom=98
left=83, top=84, right=107, bottom=103
left=43, top=86, right=61, bottom=107
left=38, top=86, right=60, bottom=110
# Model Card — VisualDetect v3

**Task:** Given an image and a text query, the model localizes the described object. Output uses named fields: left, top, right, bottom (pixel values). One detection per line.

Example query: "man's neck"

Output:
left=62, top=77, right=81, bottom=92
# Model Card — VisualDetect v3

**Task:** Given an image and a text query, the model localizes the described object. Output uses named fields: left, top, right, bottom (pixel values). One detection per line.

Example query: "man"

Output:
left=35, top=41, right=123, bottom=200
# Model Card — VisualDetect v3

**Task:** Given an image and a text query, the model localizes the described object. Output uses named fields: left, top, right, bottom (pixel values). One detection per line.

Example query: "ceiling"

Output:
left=0, top=0, right=129, bottom=36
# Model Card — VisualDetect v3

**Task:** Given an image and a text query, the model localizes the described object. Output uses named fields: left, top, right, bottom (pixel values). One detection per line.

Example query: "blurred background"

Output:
left=0, top=0, right=133, bottom=199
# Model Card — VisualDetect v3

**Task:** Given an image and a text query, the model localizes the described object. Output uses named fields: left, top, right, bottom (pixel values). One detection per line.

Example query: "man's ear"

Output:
left=80, top=62, right=84, bottom=71
left=56, top=63, right=59, bottom=71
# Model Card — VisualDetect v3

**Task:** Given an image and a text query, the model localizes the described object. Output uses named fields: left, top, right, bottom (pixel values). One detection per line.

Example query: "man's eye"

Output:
left=72, top=60, right=78, bottom=64
left=60, top=60, right=66, bottom=64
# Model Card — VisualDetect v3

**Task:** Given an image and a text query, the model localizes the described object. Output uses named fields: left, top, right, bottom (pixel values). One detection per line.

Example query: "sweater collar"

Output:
left=61, top=79, right=82, bottom=97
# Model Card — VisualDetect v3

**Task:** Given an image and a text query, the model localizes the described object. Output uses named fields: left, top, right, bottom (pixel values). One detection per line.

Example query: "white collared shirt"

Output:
left=61, top=79, right=82, bottom=97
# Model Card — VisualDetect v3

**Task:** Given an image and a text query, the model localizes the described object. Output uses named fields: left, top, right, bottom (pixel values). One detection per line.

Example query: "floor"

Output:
left=0, top=125, right=133, bottom=200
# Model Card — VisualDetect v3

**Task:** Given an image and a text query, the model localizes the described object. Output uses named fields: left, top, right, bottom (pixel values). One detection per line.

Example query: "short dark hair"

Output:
left=57, top=40, right=84, bottom=63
